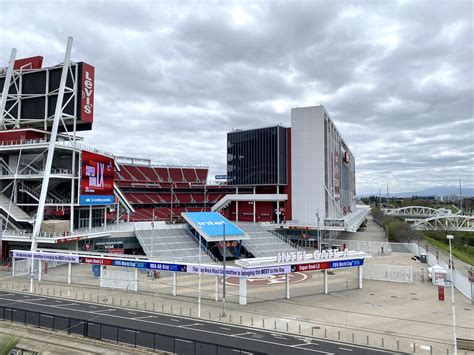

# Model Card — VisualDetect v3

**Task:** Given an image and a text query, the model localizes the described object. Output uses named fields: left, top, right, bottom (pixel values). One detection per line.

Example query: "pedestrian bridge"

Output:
left=383, top=206, right=455, bottom=218
left=411, top=214, right=474, bottom=232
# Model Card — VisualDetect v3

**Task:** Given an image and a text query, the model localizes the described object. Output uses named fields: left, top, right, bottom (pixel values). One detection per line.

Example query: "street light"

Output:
left=197, top=226, right=202, bottom=318
left=316, top=210, right=321, bottom=252
left=221, top=221, right=227, bottom=318
left=447, top=234, right=457, bottom=355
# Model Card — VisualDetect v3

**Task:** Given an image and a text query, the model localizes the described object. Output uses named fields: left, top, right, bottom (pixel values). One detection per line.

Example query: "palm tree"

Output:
left=0, top=334, right=21, bottom=355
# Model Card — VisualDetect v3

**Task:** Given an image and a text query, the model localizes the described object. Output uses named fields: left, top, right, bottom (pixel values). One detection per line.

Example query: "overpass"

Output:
left=411, top=214, right=474, bottom=232
left=383, top=206, right=455, bottom=218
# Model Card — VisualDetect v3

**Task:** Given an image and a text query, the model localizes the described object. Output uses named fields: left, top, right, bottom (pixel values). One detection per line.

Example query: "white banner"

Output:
left=187, top=264, right=291, bottom=277
left=12, top=251, right=79, bottom=263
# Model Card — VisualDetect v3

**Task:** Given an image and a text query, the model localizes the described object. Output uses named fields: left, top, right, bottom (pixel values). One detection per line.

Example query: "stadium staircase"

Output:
left=135, top=228, right=218, bottom=264
left=0, top=192, right=33, bottom=224
left=237, top=224, right=303, bottom=258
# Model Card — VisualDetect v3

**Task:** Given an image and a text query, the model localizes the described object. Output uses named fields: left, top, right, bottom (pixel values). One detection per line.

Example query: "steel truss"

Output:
left=383, top=206, right=453, bottom=218
left=412, top=214, right=474, bottom=232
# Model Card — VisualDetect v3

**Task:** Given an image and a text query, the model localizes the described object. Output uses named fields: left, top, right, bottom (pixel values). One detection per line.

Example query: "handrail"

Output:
left=268, top=229, right=305, bottom=252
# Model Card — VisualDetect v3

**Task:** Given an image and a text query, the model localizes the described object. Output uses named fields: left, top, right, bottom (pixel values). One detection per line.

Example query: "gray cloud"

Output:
left=0, top=0, right=472, bottom=194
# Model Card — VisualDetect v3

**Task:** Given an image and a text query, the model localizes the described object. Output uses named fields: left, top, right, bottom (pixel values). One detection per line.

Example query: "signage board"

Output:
left=438, top=285, right=445, bottom=301
left=215, top=175, right=227, bottom=180
left=80, top=151, right=114, bottom=206
left=330, top=259, right=364, bottom=269
left=13, top=251, right=79, bottom=263
left=80, top=63, right=95, bottom=123
left=186, top=264, right=291, bottom=277
left=292, top=262, right=330, bottom=272
left=80, top=257, right=113, bottom=265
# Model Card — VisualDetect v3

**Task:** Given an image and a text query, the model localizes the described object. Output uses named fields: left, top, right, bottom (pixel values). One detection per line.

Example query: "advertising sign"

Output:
left=215, top=175, right=227, bottom=180
left=80, top=63, right=95, bottom=123
left=13, top=251, right=79, bottom=263
left=292, top=262, right=330, bottom=272
left=80, top=151, right=114, bottom=206
left=186, top=264, right=290, bottom=277
left=438, top=285, right=445, bottom=301
left=330, top=259, right=364, bottom=269
left=80, top=257, right=113, bottom=265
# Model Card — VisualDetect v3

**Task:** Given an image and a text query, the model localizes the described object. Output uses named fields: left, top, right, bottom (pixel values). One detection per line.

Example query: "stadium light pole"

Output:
left=447, top=234, right=457, bottom=355
left=221, top=221, right=227, bottom=318
left=316, top=210, right=321, bottom=252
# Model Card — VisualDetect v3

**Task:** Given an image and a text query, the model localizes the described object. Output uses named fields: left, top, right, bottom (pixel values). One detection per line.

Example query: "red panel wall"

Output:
left=13, top=56, right=43, bottom=70
left=0, top=129, right=44, bottom=142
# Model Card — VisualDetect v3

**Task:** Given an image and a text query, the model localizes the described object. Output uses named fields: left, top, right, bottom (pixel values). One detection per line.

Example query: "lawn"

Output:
left=422, top=235, right=474, bottom=266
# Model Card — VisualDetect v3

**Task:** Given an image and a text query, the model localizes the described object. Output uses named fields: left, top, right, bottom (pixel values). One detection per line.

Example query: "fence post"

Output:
left=325, top=328, right=327, bottom=338
left=367, top=335, right=369, bottom=345
left=352, top=333, right=354, bottom=342
left=275, top=321, right=277, bottom=330
left=338, top=331, right=340, bottom=340
left=413, top=343, right=416, bottom=352
left=251, top=317, right=253, bottom=326
left=240, top=315, right=242, bottom=324
left=262, top=319, right=265, bottom=328
left=287, top=322, right=289, bottom=332
left=382, top=337, right=384, bottom=348
left=299, top=324, right=301, bottom=334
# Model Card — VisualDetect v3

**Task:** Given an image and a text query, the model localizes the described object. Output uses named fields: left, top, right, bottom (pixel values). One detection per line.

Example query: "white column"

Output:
left=358, top=265, right=363, bottom=289
left=172, top=272, right=177, bottom=296
left=239, top=277, right=247, bottom=305
left=253, top=186, right=256, bottom=223
left=215, top=276, right=219, bottom=301
left=104, top=207, right=107, bottom=228
left=89, top=206, right=92, bottom=230
left=236, top=187, right=239, bottom=222
left=324, top=269, right=328, bottom=294
left=67, top=257, right=72, bottom=284
left=11, top=257, right=15, bottom=278
left=38, top=260, right=42, bottom=281
left=276, top=186, right=280, bottom=224
left=286, top=273, right=290, bottom=299
left=134, top=266, right=138, bottom=292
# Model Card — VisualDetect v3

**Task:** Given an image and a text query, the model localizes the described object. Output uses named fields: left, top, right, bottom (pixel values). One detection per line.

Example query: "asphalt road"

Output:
left=0, top=290, right=401, bottom=355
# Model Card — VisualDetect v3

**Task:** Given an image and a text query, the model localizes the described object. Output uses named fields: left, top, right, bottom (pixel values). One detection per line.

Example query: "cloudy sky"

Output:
left=0, top=0, right=472, bottom=194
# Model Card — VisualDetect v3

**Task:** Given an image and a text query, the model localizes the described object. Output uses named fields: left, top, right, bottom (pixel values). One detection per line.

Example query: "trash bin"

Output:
left=92, top=264, right=101, bottom=277
left=420, top=254, right=427, bottom=263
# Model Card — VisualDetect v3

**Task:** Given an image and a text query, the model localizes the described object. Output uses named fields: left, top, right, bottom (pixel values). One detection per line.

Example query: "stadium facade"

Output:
left=0, top=48, right=367, bottom=261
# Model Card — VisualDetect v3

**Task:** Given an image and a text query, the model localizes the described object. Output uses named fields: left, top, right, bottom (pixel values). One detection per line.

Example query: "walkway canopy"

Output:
left=182, top=212, right=249, bottom=242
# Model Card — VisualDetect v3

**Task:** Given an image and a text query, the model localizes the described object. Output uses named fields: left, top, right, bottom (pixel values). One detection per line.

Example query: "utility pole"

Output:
left=459, top=179, right=463, bottom=214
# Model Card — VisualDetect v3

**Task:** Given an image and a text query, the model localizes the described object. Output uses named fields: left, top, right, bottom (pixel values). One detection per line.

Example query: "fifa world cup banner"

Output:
left=80, top=151, right=115, bottom=205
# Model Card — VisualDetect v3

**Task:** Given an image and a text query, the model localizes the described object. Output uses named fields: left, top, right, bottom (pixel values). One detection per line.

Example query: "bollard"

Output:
left=209, top=311, right=211, bottom=320
left=446, top=348, right=449, bottom=355
left=171, top=305, right=173, bottom=313
left=382, top=337, right=384, bottom=348
left=53, top=289, right=56, bottom=296
left=189, top=309, right=191, bottom=317
left=325, top=328, right=327, bottom=338
left=413, top=343, right=416, bottom=353
left=262, top=319, right=265, bottom=328
left=338, top=331, right=340, bottom=340
left=430, top=346, right=432, bottom=355
left=352, top=333, right=354, bottom=343
left=397, top=340, right=400, bottom=350
left=75, top=292, right=77, bottom=299
left=286, top=322, right=289, bottom=332
left=229, top=314, right=232, bottom=323
left=251, top=317, right=253, bottom=326
left=180, top=307, right=182, bottom=315
left=240, top=316, right=242, bottom=325
left=112, top=296, right=114, bottom=305
left=82, top=292, right=85, bottom=300
left=275, top=321, right=277, bottom=330
left=299, top=324, right=301, bottom=334
left=162, top=304, right=164, bottom=312
left=367, top=335, right=369, bottom=345
left=135, top=301, right=138, bottom=309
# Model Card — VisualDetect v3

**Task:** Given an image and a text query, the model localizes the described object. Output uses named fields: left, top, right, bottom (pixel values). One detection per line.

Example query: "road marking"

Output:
left=94, top=309, right=116, bottom=313
left=89, top=306, right=98, bottom=309
left=292, top=343, right=312, bottom=347
left=56, top=303, right=79, bottom=307
left=170, top=318, right=180, bottom=322
left=338, top=347, right=353, bottom=352
left=180, top=323, right=203, bottom=328
left=123, top=329, right=136, bottom=333
left=232, top=331, right=256, bottom=337
left=54, top=300, right=62, bottom=303
left=219, top=326, right=232, bottom=331
left=127, top=312, right=137, bottom=315
left=176, top=339, right=192, bottom=343
left=133, top=315, right=153, bottom=319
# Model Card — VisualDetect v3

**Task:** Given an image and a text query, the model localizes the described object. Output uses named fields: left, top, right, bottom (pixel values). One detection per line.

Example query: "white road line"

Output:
left=56, top=303, right=79, bottom=307
left=176, top=339, right=192, bottom=343
left=133, top=316, right=153, bottom=319
left=292, top=343, right=312, bottom=347
left=54, top=300, right=62, bottom=303
left=338, top=347, right=353, bottom=352
left=94, top=309, right=116, bottom=313
left=180, top=323, right=203, bottom=328
left=170, top=318, right=180, bottom=322
left=127, top=312, right=137, bottom=315
left=89, top=306, right=98, bottom=309
left=219, top=327, right=231, bottom=331
left=231, top=331, right=256, bottom=337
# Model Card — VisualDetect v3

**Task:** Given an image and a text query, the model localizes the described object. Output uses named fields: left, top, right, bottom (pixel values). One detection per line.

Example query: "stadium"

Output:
left=0, top=42, right=369, bottom=296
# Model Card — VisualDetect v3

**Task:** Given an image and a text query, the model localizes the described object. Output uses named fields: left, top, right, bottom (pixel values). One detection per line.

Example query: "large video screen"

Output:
left=80, top=151, right=114, bottom=205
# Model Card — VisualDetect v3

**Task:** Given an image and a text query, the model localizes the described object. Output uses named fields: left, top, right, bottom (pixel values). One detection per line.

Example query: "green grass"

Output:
left=423, top=236, right=474, bottom=266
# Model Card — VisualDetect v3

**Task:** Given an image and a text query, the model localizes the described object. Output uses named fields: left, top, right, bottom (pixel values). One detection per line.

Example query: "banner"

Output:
left=80, top=63, right=95, bottom=123
left=330, top=259, right=364, bottom=269
left=186, top=264, right=291, bottom=277
left=183, top=212, right=245, bottom=238
left=80, top=151, right=114, bottom=205
left=13, top=251, right=79, bottom=263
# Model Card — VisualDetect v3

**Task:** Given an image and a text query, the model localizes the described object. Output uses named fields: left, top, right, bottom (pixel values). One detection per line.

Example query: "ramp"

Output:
left=0, top=192, right=32, bottom=223
left=135, top=227, right=218, bottom=264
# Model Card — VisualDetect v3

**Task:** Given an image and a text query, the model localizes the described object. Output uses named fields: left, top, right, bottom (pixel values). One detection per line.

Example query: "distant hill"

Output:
left=360, top=186, right=474, bottom=198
